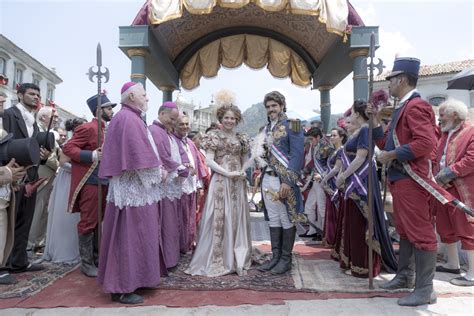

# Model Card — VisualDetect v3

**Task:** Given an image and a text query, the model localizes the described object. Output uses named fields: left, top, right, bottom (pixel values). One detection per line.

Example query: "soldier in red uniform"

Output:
left=62, top=94, right=115, bottom=277
left=373, top=58, right=438, bottom=306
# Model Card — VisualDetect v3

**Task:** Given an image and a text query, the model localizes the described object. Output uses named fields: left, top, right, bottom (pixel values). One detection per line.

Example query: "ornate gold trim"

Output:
left=254, top=0, right=288, bottom=12
left=219, top=0, right=250, bottom=9
left=184, top=0, right=217, bottom=14
left=130, top=73, right=147, bottom=79
left=127, top=48, right=149, bottom=58
left=159, top=85, right=175, bottom=91
left=349, top=49, right=369, bottom=59
left=318, top=85, right=333, bottom=91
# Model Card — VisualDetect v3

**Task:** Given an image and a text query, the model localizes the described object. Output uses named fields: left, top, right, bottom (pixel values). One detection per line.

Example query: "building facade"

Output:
left=0, top=34, right=63, bottom=108
left=175, top=93, right=217, bottom=133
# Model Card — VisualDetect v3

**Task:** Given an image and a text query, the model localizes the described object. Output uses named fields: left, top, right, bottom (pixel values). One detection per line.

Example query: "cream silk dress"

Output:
left=186, top=130, right=252, bottom=277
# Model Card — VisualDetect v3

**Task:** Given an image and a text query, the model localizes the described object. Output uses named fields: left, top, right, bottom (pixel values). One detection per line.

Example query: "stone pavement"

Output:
left=3, top=296, right=473, bottom=315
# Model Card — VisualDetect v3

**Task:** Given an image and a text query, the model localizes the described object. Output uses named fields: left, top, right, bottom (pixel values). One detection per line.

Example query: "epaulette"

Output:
left=288, top=118, right=301, bottom=133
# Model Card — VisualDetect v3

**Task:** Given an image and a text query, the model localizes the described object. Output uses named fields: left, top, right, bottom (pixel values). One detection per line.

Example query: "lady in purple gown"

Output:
left=334, top=100, right=397, bottom=278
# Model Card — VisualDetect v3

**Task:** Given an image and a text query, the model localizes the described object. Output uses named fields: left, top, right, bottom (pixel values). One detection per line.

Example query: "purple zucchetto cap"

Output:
left=121, top=82, right=138, bottom=95
left=162, top=101, right=177, bottom=109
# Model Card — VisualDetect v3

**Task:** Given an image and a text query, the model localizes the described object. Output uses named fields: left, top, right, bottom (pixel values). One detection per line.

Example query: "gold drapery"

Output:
left=149, top=0, right=348, bottom=37
left=180, top=34, right=311, bottom=90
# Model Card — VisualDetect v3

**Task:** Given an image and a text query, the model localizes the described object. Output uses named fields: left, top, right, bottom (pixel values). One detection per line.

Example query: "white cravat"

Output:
left=15, top=103, right=35, bottom=137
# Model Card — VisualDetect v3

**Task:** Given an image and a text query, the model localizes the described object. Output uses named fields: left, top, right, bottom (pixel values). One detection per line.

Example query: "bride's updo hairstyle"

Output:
left=216, top=104, right=242, bottom=124
left=214, top=89, right=242, bottom=124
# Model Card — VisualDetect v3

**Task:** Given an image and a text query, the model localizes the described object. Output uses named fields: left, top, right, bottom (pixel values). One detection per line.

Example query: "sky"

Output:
left=0, top=0, right=473, bottom=122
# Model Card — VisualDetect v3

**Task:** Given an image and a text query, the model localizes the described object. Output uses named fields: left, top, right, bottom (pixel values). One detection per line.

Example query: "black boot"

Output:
left=111, top=293, right=144, bottom=304
left=93, top=228, right=99, bottom=267
left=398, top=249, right=437, bottom=306
left=270, top=226, right=296, bottom=274
left=78, top=232, right=98, bottom=277
left=380, top=239, right=415, bottom=290
left=258, top=227, right=283, bottom=272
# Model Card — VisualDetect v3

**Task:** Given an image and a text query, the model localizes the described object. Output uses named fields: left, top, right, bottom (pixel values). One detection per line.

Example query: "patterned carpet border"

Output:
left=157, top=253, right=305, bottom=293
left=0, top=261, right=79, bottom=299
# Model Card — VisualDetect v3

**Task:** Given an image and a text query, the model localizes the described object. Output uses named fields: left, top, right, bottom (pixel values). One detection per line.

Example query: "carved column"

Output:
left=318, top=85, right=332, bottom=134
left=127, top=48, right=148, bottom=88
left=160, top=86, right=174, bottom=103
left=349, top=48, right=369, bottom=102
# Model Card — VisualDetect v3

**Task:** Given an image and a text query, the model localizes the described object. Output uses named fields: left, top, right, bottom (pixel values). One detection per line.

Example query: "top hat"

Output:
left=0, top=135, right=41, bottom=166
left=36, top=131, right=56, bottom=151
left=386, top=57, right=421, bottom=80
left=86, top=94, right=117, bottom=115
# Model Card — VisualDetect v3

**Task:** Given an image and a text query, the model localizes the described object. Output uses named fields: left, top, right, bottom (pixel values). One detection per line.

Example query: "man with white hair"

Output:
left=149, top=101, right=191, bottom=271
left=98, top=82, right=165, bottom=304
left=173, top=113, right=206, bottom=253
left=434, top=98, right=474, bottom=287
left=28, top=106, right=59, bottom=251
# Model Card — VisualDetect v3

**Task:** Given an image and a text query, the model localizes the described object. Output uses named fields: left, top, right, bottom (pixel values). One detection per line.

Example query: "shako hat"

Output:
left=386, top=57, right=421, bottom=80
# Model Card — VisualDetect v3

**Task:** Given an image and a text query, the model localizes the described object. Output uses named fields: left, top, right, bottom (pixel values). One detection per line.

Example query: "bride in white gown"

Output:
left=186, top=103, right=252, bottom=277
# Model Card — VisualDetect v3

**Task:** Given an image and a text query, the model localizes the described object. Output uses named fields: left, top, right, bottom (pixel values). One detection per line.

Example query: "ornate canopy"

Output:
left=122, top=0, right=365, bottom=91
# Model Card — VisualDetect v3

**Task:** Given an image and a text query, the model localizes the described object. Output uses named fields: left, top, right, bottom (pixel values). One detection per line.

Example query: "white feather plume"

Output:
left=241, top=130, right=268, bottom=172
left=214, top=89, right=236, bottom=106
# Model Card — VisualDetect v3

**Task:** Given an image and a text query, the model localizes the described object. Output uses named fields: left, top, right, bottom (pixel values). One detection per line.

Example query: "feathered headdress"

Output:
left=336, top=117, right=347, bottom=130
left=370, top=89, right=390, bottom=111
left=214, top=89, right=236, bottom=106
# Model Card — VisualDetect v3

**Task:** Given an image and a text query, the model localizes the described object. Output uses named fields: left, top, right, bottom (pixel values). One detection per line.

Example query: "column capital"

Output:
left=349, top=48, right=369, bottom=59
left=127, top=48, right=148, bottom=58
left=130, top=73, right=146, bottom=79
left=159, top=85, right=175, bottom=92
left=317, top=85, right=333, bottom=92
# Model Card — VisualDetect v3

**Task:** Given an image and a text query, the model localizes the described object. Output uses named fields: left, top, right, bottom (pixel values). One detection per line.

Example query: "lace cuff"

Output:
left=107, top=167, right=163, bottom=208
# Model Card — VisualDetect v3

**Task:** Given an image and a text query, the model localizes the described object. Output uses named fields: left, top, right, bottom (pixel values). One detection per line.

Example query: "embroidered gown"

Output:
left=339, top=126, right=397, bottom=278
left=186, top=130, right=252, bottom=277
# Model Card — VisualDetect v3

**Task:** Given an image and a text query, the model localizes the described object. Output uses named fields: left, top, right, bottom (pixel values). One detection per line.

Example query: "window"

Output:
left=47, top=83, right=55, bottom=101
left=429, top=96, right=446, bottom=107
left=13, top=62, right=25, bottom=88
left=0, top=57, right=6, bottom=75
left=0, top=51, right=10, bottom=76
left=32, top=73, right=42, bottom=86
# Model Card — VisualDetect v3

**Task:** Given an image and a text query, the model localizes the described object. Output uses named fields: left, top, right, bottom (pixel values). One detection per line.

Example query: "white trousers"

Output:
left=304, top=181, right=326, bottom=234
left=262, top=174, right=294, bottom=229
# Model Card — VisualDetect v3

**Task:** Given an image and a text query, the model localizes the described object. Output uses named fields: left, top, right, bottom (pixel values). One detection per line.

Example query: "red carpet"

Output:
left=1, top=244, right=472, bottom=309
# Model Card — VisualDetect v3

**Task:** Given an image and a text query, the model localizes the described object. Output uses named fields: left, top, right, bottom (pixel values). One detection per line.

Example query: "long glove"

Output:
left=205, top=150, right=232, bottom=177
